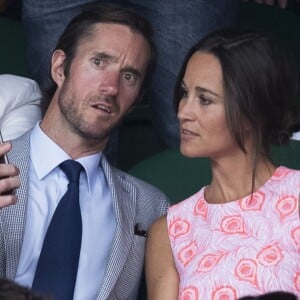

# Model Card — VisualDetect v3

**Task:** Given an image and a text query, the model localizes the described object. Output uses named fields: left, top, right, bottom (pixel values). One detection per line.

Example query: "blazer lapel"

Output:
left=2, top=136, right=138, bottom=291
left=4, top=132, right=31, bottom=279
left=96, top=157, right=137, bottom=299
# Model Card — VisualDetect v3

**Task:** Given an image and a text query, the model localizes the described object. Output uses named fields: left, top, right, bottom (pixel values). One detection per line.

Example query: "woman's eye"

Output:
left=199, top=95, right=212, bottom=105
left=181, top=87, right=188, bottom=98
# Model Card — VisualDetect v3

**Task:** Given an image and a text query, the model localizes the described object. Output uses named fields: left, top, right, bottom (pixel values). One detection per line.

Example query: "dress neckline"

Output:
left=202, top=166, right=287, bottom=206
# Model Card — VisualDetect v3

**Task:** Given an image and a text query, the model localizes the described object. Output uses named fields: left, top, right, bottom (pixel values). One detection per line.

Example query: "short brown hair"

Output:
left=42, top=2, right=155, bottom=114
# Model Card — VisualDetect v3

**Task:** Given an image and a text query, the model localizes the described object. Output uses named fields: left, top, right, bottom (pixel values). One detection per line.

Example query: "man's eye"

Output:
left=93, top=57, right=104, bottom=66
left=123, top=73, right=137, bottom=85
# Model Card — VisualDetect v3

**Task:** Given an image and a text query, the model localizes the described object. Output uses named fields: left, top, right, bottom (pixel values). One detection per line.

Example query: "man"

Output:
left=22, top=0, right=238, bottom=153
left=0, top=3, right=169, bottom=300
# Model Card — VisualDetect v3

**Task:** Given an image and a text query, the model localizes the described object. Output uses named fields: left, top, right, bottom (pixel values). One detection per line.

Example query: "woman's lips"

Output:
left=181, top=128, right=199, bottom=136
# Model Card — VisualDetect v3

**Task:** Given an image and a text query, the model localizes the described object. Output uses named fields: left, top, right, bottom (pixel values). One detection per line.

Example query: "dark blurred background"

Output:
left=0, top=0, right=299, bottom=171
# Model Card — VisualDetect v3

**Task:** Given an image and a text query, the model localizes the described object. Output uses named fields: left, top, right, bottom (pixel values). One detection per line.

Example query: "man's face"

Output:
left=52, top=23, right=150, bottom=144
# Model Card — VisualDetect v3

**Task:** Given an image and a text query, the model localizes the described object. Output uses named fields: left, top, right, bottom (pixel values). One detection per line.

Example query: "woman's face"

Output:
left=178, top=52, right=239, bottom=159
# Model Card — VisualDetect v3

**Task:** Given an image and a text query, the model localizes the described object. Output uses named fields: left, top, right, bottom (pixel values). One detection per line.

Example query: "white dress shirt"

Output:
left=0, top=74, right=42, bottom=141
left=15, top=123, right=116, bottom=300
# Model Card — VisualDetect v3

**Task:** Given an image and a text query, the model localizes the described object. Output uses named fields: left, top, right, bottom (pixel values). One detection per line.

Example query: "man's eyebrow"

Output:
left=92, top=51, right=117, bottom=62
left=121, top=67, right=141, bottom=78
left=92, top=51, right=142, bottom=78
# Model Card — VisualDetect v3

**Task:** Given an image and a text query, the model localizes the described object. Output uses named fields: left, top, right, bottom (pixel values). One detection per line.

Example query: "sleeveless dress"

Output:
left=167, top=166, right=300, bottom=299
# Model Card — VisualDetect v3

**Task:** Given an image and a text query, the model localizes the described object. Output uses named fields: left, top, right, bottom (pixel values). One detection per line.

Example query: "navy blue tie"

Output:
left=32, top=160, right=83, bottom=300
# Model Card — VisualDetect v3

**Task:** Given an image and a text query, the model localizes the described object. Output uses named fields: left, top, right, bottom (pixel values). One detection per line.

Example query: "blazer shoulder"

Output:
left=113, top=166, right=169, bottom=211
left=7, top=130, right=31, bottom=162
left=116, top=167, right=168, bottom=198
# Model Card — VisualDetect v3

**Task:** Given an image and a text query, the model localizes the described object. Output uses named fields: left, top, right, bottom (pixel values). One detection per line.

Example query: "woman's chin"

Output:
left=180, top=144, right=209, bottom=159
left=180, top=146, right=198, bottom=158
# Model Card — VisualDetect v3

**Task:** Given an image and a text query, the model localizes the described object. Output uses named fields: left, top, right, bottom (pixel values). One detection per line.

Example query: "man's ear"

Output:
left=51, top=49, right=67, bottom=86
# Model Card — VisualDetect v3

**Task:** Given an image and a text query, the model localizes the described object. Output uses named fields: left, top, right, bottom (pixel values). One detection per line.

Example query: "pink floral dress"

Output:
left=167, top=166, right=300, bottom=300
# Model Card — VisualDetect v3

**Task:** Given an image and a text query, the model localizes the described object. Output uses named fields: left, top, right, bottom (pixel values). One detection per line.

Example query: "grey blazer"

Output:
left=0, top=131, right=169, bottom=300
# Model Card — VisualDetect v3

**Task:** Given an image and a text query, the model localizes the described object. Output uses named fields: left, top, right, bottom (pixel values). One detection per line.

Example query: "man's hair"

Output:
left=42, top=2, right=156, bottom=114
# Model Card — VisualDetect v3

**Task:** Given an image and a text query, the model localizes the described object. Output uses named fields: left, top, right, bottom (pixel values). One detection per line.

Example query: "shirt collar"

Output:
left=30, top=123, right=102, bottom=192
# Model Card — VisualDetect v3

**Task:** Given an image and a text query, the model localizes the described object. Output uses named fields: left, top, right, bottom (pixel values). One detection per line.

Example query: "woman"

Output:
left=146, top=29, right=300, bottom=299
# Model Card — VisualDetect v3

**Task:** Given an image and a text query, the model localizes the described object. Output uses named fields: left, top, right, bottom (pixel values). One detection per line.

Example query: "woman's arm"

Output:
left=145, top=215, right=179, bottom=300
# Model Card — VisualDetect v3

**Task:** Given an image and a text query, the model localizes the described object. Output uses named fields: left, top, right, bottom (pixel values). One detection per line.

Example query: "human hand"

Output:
left=0, top=142, right=20, bottom=208
left=242, top=0, right=300, bottom=9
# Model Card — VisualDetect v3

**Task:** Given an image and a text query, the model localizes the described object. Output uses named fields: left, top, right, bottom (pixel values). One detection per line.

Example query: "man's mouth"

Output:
left=92, top=103, right=112, bottom=113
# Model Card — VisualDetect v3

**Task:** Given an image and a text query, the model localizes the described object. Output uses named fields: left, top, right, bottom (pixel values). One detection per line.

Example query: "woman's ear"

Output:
left=51, top=49, right=67, bottom=87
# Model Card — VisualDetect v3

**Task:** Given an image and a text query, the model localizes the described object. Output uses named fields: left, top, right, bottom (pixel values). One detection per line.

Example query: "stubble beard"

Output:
left=58, top=92, right=119, bottom=143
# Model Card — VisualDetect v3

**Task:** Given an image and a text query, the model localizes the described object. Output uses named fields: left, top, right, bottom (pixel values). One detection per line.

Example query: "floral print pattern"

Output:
left=167, top=166, right=300, bottom=299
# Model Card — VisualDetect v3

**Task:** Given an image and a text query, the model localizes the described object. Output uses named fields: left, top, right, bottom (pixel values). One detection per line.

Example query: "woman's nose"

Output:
left=177, top=98, right=194, bottom=121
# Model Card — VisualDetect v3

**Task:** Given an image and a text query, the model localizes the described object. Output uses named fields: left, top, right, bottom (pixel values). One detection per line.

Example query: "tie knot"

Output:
left=59, top=160, right=83, bottom=183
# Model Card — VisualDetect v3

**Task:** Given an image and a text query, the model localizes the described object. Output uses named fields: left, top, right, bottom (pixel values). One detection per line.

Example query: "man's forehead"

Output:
left=79, top=23, right=151, bottom=63
left=87, top=22, right=146, bottom=42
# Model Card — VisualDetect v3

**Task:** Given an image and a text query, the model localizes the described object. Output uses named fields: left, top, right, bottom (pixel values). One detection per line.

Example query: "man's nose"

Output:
left=100, top=70, right=119, bottom=96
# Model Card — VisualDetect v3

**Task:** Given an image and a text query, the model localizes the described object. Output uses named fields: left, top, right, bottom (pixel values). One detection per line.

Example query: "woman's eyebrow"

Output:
left=195, top=86, right=221, bottom=98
